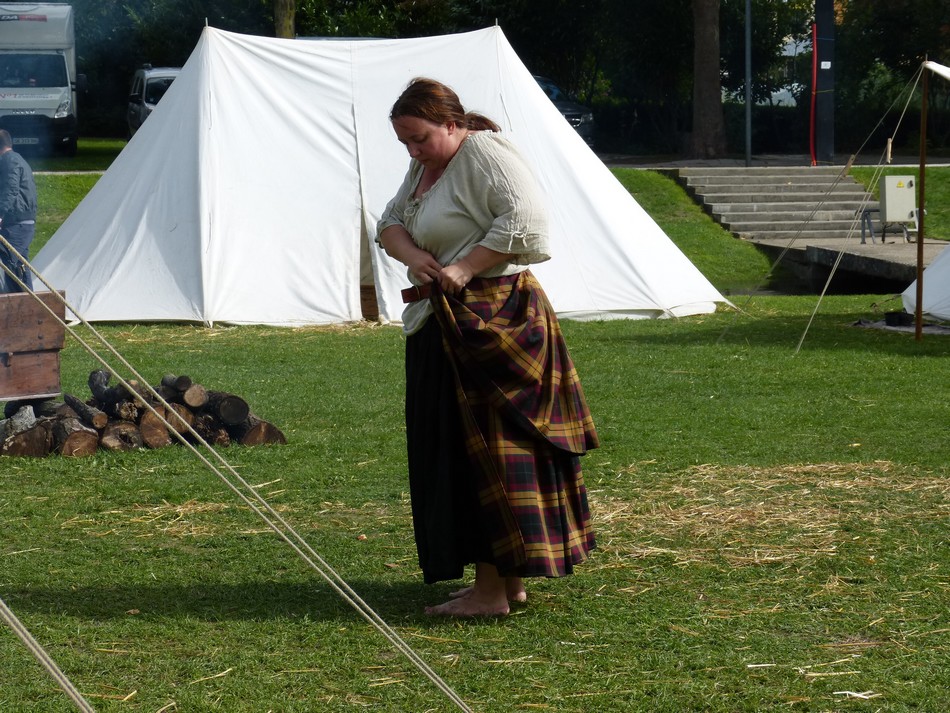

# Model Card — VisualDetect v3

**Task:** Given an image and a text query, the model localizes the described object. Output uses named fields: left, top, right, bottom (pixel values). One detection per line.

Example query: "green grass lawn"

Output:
left=2, top=158, right=950, bottom=712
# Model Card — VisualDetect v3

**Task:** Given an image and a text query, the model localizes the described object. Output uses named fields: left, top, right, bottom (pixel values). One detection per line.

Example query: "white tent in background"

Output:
left=34, top=26, right=727, bottom=326
left=903, top=243, right=950, bottom=321
left=901, top=60, right=950, bottom=322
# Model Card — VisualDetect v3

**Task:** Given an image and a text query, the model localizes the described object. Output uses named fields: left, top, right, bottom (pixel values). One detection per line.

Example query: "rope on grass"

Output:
left=0, top=239, right=474, bottom=713
left=0, top=596, right=96, bottom=712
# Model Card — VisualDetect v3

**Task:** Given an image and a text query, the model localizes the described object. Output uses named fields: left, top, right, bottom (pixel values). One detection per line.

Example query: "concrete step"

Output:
left=683, top=174, right=862, bottom=187
left=718, top=210, right=866, bottom=224
left=737, top=230, right=858, bottom=241
left=701, top=192, right=873, bottom=205
left=726, top=218, right=867, bottom=233
left=678, top=166, right=846, bottom=177
left=736, top=228, right=911, bottom=241
left=689, top=183, right=866, bottom=197
left=709, top=200, right=878, bottom=214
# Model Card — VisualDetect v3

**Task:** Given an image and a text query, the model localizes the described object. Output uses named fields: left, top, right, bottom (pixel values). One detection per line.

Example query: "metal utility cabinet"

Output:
left=861, top=175, right=917, bottom=244
left=880, top=175, right=917, bottom=225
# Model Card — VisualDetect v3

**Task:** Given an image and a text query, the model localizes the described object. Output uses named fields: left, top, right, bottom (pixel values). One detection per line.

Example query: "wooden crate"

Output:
left=0, top=291, right=66, bottom=401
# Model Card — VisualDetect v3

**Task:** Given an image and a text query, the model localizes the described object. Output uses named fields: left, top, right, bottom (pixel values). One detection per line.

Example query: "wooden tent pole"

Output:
left=915, top=64, right=928, bottom=342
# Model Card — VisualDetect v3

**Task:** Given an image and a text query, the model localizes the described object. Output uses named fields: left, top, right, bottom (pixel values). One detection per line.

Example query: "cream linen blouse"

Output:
left=376, top=130, right=551, bottom=335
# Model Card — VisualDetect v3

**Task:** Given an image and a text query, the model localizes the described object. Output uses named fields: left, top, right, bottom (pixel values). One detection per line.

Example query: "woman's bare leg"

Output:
left=426, top=563, right=512, bottom=617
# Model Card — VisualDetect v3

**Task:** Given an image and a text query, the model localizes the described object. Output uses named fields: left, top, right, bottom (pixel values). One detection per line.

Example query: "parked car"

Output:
left=127, top=65, right=181, bottom=137
left=533, top=75, right=595, bottom=148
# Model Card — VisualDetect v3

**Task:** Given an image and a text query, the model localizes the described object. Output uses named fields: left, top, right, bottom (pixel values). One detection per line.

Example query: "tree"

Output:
left=274, top=0, right=295, bottom=38
left=691, top=0, right=727, bottom=157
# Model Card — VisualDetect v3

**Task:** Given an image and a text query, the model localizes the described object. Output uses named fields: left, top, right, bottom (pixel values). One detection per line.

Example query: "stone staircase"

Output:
left=677, top=165, right=881, bottom=243
left=672, top=164, right=939, bottom=288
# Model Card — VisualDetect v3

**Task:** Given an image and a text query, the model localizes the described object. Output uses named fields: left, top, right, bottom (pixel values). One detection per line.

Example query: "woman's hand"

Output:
left=439, top=262, right=474, bottom=294
left=407, top=251, right=443, bottom=285
left=379, top=225, right=442, bottom=284
left=440, top=247, right=513, bottom=295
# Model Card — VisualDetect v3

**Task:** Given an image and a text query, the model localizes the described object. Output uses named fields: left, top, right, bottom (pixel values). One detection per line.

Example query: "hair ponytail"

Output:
left=464, top=112, right=500, bottom=132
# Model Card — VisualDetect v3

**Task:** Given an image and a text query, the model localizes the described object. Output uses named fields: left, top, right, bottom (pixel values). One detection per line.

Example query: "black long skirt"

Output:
left=405, top=316, right=492, bottom=584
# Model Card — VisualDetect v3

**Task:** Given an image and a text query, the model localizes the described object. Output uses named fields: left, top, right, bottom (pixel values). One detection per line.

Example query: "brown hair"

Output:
left=0, top=130, right=12, bottom=150
left=389, top=77, right=500, bottom=132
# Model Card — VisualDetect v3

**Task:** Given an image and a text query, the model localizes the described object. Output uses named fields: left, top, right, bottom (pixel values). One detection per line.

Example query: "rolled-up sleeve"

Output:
left=474, top=137, right=550, bottom=265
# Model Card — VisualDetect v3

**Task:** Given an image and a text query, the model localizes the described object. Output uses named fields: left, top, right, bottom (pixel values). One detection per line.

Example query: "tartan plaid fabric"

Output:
left=430, top=271, right=597, bottom=577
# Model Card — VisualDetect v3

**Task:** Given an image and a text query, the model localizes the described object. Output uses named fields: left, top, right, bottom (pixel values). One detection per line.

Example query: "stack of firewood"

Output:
left=0, top=370, right=286, bottom=458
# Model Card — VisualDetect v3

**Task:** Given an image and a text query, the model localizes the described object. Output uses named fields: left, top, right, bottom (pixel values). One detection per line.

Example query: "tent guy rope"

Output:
left=0, top=238, right=474, bottom=713
left=0, top=596, right=96, bottom=713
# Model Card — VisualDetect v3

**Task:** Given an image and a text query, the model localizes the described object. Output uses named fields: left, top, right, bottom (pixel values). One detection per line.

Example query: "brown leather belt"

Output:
left=401, top=283, right=433, bottom=303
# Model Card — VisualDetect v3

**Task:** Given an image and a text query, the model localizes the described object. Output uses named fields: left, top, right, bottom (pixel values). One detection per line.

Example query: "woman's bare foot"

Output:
left=429, top=563, right=515, bottom=617
left=449, top=577, right=527, bottom=604
left=425, top=594, right=509, bottom=618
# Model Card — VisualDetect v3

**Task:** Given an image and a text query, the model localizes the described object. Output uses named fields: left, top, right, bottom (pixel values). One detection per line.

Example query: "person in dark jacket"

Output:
left=0, top=129, right=38, bottom=293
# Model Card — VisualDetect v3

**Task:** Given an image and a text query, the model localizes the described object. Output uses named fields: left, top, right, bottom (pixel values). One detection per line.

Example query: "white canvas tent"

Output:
left=34, top=26, right=727, bottom=326
left=903, top=242, right=950, bottom=321
left=901, top=61, right=950, bottom=322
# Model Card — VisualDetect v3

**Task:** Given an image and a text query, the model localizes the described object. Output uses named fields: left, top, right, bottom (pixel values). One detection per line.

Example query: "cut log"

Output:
left=165, top=403, right=194, bottom=434
left=228, top=414, right=287, bottom=446
left=155, top=384, right=180, bottom=404
left=88, top=371, right=149, bottom=413
left=182, top=383, right=208, bottom=409
left=52, top=416, right=99, bottom=457
left=1, top=422, right=52, bottom=457
left=160, top=373, right=193, bottom=392
left=88, top=369, right=127, bottom=404
left=193, top=413, right=231, bottom=447
left=63, top=393, right=109, bottom=430
left=99, top=421, right=143, bottom=451
left=205, top=391, right=250, bottom=426
left=2, top=405, right=36, bottom=439
left=5, top=398, right=67, bottom=419
left=114, top=400, right=140, bottom=422
left=33, top=400, right=77, bottom=420
left=138, top=407, right=172, bottom=449
left=1, top=407, right=52, bottom=456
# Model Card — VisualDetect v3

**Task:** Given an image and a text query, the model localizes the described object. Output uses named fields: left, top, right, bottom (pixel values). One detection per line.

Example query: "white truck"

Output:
left=0, top=3, right=84, bottom=155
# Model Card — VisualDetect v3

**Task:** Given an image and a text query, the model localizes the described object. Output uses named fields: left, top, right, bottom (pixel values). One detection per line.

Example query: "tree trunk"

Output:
left=691, top=0, right=727, bottom=158
left=274, top=0, right=295, bottom=39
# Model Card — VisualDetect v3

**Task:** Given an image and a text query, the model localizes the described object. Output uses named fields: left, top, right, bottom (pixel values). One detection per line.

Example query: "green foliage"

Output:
left=720, top=0, right=813, bottom=103
left=836, top=0, right=950, bottom=152
left=295, top=0, right=400, bottom=37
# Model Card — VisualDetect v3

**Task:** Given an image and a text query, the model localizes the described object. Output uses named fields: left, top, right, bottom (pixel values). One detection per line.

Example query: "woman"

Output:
left=376, top=78, right=597, bottom=617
